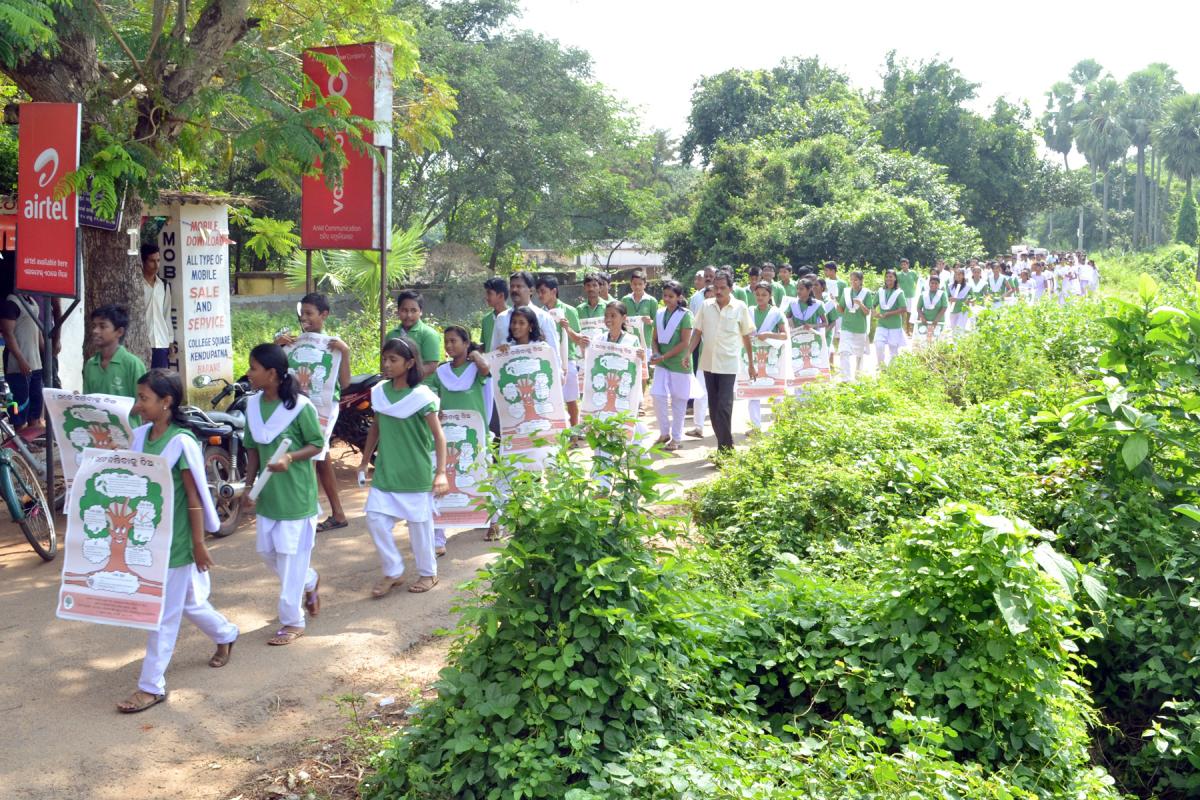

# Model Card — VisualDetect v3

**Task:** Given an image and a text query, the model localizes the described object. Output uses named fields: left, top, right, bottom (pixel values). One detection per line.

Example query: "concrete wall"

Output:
left=231, top=280, right=592, bottom=327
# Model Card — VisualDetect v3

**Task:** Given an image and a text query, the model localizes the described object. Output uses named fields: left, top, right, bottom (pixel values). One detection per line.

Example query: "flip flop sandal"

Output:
left=304, top=576, right=321, bottom=617
left=484, top=524, right=501, bottom=542
left=209, top=639, right=236, bottom=668
left=268, top=627, right=305, bottom=646
left=371, top=575, right=404, bottom=598
left=408, top=576, right=439, bottom=593
left=118, top=691, right=167, bottom=714
left=316, top=517, right=349, bottom=532
left=435, top=547, right=447, bottom=558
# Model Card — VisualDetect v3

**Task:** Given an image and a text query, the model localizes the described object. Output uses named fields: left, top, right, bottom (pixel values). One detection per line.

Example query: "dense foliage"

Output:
left=363, top=254, right=1200, bottom=799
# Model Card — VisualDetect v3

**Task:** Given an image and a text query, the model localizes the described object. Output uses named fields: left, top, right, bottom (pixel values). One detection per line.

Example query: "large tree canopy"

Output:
left=0, top=0, right=455, bottom=354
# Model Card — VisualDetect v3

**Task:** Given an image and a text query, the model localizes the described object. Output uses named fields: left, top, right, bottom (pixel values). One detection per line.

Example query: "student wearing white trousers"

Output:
left=117, top=369, right=237, bottom=714
left=243, top=344, right=326, bottom=647
left=836, top=271, right=873, bottom=381
left=360, top=337, right=450, bottom=597
left=873, top=270, right=908, bottom=367
left=649, top=281, right=695, bottom=450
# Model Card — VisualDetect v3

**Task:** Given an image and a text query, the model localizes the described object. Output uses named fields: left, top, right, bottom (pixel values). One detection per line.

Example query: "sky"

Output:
left=517, top=0, right=1200, bottom=141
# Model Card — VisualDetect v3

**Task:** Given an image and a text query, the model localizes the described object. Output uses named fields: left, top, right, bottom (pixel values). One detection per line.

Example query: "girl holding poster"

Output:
left=244, top=344, right=325, bottom=646
left=117, top=369, right=238, bottom=713
left=947, top=268, right=972, bottom=336
left=786, top=278, right=827, bottom=394
left=427, top=326, right=491, bottom=548
left=275, top=293, right=352, bottom=533
left=747, top=282, right=787, bottom=432
left=359, top=337, right=449, bottom=597
left=649, top=281, right=694, bottom=452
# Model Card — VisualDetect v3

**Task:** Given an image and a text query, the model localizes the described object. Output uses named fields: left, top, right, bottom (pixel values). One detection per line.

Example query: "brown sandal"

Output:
left=117, top=690, right=167, bottom=714
left=408, top=575, right=439, bottom=593
left=208, top=639, right=235, bottom=668
left=304, top=575, right=321, bottom=617
left=371, top=575, right=404, bottom=598
left=484, top=524, right=501, bottom=541
left=267, top=626, right=305, bottom=646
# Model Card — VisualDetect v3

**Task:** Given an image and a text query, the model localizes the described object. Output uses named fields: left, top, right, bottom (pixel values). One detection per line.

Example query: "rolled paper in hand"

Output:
left=357, top=470, right=367, bottom=488
left=248, top=437, right=292, bottom=502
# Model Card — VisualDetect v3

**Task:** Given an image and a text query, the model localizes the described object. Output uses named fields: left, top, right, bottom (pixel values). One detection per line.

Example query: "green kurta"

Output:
left=897, top=270, right=919, bottom=299
left=427, top=363, right=488, bottom=417
left=653, top=309, right=694, bottom=373
left=244, top=399, right=324, bottom=521
left=839, top=289, right=875, bottom=335
left=771, top=281, right=798, bottom=307
left=545, top=302, right=582, bottom=360
left=918, top=291, right=948, bottom=321
left=876, top=288, right=906, bottom=329
left=140, top=425, right=199, bottom=568
left=576, top=299, right=606, bottom=321
left=374, top=384, right=437, bottom=494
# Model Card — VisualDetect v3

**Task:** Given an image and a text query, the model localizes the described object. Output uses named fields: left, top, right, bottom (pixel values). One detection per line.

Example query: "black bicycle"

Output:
left=0, top=376, right=56, bottom=560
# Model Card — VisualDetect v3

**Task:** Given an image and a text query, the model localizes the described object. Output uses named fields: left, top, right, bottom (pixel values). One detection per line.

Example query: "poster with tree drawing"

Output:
left=494, top=342, right=567, bottom=454
left=736, top=335, right=792, bottom=399
left=787, top=329, right=830, bottom=387
left=433, top=410, right=489, bottom=529
left=583, top=339, right=642, bottom=434
left=284, top=332, right=341, bottom=433
left=56, top=449, right=174, bottom=631
left=42, top=389, right=136, bottom=492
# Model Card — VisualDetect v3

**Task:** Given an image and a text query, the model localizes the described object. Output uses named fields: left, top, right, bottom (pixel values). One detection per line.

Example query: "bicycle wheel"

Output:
left=8, top=452, right=57, bottom=561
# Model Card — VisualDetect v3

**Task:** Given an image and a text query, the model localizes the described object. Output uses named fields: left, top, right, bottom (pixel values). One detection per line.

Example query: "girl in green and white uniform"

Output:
left=427, top=325, right=491, bottom=550
left=748, top=282, right=787, bottom=430
left=360, top=336, right=450, bottom=598
left=244, top=344, right=326, bottom=646
left=117, top=369, right=237, bottom=713
left=873, top=269, right=907, bottom=367
left=649, top=281, right=695, bottom=451
left=915, top=275, right=948, bottom=345
left=947, top=267, right=972, bottom=337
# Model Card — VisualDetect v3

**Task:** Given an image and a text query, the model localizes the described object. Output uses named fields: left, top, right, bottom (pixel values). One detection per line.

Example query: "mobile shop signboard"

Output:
left=16, top=102, right=81, bottom=297
left=301, top=42, right=394, bottom=251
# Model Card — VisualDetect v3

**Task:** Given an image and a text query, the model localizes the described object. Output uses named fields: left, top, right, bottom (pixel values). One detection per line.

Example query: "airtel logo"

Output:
left=33, top=148, right=59, bottom=188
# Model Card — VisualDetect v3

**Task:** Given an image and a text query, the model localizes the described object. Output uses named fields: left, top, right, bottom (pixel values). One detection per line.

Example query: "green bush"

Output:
left=579, top=713, right=1118, bottom=800
left=715, top=504, right=1107, bottom=796
left=364, top=422, right=718, bottom=799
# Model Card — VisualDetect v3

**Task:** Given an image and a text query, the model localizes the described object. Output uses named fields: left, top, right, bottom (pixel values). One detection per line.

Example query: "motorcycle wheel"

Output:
left=204, top=446, right=244, bottom=537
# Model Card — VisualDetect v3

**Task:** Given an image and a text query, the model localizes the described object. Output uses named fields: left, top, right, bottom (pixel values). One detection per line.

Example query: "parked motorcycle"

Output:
left=332, top=372, right=382, bottom=452
left=187, top=374, right=252, bottom=537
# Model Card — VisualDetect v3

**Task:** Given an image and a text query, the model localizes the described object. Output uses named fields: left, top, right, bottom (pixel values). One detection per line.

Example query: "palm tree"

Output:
left=285, top=223, right=427, bottom=313
left=1041, top=81, right=1076, bottom=169
left=1076, top=76, right=1131, bottom=247
left=1123, top=65, right=1179, bottom=248
left=1158, top=94, right=1200, bottom=198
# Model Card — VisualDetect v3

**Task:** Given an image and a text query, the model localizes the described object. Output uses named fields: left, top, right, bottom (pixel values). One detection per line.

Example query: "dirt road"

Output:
left=0, top=403, right=747, bottom=800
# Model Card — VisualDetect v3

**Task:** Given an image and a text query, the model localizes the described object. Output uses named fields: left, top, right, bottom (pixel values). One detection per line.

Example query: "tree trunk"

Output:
left=1117, top=155, right=1125, bottom=215
left=1101, top=170, right=1110, bottom=248
left=1135, top=146, right=1146, bottom=249
left=83, top=192, right=150, bottom=362
left=1150, top=150, right=1159, bottom=247
left=1165, top=173, right=1174, bottom=246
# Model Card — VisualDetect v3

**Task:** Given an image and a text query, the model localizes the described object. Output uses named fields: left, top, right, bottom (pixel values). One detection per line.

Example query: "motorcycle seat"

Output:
left=192, top=421, right=233, bottom=438
left=346, top=373, right=382, bottom=393
left=208, top=410, right=244, bottom=427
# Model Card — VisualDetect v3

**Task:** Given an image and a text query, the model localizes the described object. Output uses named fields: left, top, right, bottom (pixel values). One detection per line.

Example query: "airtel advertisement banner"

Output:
left=16, top=102, right=81, bottom=296
left=301, top=42, right=393, bottom=251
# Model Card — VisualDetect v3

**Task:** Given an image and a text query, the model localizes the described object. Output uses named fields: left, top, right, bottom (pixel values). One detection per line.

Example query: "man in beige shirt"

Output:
left=691, top=269, right=755, bottom=454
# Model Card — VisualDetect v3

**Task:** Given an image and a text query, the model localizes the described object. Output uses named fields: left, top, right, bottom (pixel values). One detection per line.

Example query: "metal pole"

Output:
left=378, top=148, right=389, bottom=347
left=40, top=296, right=55, bottom=510
left=305, top=249, right=313, bottom=293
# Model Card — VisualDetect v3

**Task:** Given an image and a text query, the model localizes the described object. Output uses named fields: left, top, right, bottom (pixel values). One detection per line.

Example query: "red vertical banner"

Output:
left=301, top=42, right=393, bottom=251
left=16, top=102, right=81, bottom=296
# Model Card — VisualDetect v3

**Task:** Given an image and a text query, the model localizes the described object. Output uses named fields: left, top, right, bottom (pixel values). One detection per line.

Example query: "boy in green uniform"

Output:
left=620, top=269, right=658, bottom=351
left=896, top=258, right=919, bottom=335
left=732, top=266, right=755, bottom=306
left=83, top=304, right=146, bottom=402
left=480, top=277, right=508, bottom=354
left=386, top=290, right=442, bottom=378
left=577, top=272, right=607, bottom=323
left=536, top=275, right=583, bottom=426
left=836, top=271, right=874, bottom=381
left=772, top=263, right=797, bottom=306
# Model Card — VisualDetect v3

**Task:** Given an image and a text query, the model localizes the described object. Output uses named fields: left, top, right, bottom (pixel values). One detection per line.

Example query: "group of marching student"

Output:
left=104, top=250, right=1099, bottom=713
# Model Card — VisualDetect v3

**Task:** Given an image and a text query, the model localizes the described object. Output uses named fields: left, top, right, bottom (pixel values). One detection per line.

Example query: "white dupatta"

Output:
left=131, top=424, right=220, bottom=533
left=371, top=382, right=440, bottom=420
left=876, top=287, right=904, bottom=311
left=655, top=307, right=687, bottom=344
left=246, top=392, right=314, bottom=445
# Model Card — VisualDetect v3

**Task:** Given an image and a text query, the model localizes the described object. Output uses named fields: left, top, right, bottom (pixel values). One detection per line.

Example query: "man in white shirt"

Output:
left=489, top=270, right=559, bottom=352
left=690, top=269, right=755, bottom=455
left=689, top=266, right=715, bottom=316
left=141, top=243, right=174, bottom=369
